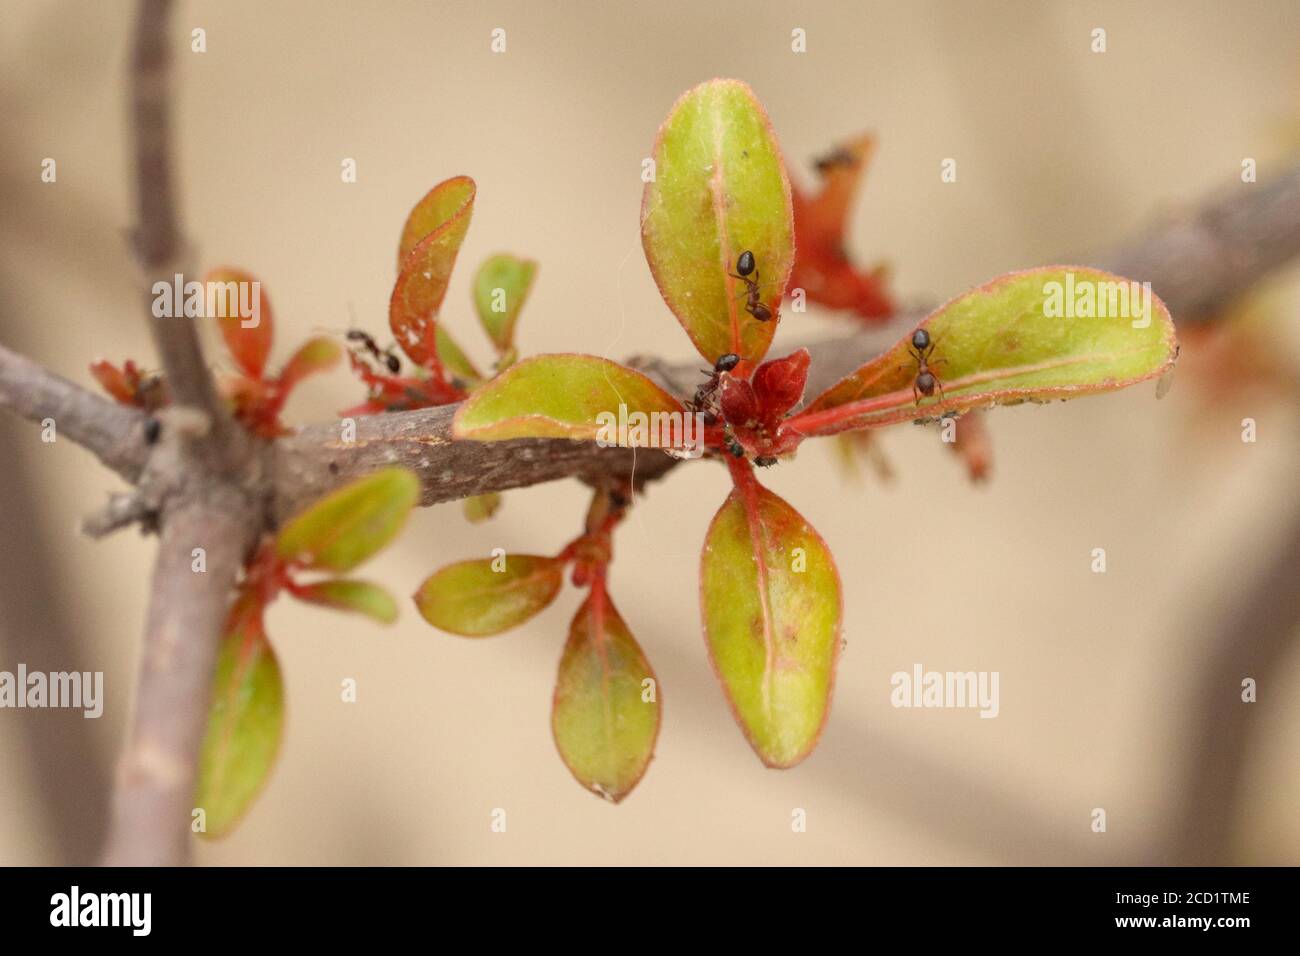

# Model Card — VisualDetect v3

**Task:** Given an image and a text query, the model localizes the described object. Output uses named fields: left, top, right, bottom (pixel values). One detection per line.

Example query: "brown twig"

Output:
left=0, top=3, right=1297, bottom=865
left=99, top=0, right=266, bottom=866
left=0, top=341, right=150, bottom=482
left=100, top=486, right=259, bottom=865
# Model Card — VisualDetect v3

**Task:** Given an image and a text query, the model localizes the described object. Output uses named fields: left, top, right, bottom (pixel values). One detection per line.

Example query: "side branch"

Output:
left=0, top=341, right=149, bottom=482
left=272, top=160, right=1300, bottom=515
left=131, top=0, right=246, bottom=467
left=1100, top=159, right=1300, bottom=323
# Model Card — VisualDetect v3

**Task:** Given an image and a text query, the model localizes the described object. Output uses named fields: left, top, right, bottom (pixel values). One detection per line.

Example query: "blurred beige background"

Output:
left=2, top=0, right=1299, bottom=865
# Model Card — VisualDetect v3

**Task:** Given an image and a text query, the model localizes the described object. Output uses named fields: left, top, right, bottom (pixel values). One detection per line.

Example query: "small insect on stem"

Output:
left=688, top=352, right=742, bottom=419
left=754, top=455, right=778, bottom=467
left=729, top=250, right=773, bottom=322
left=346, top=329, right=402, bottom=374
left=903, top=327, right=948, bottom=406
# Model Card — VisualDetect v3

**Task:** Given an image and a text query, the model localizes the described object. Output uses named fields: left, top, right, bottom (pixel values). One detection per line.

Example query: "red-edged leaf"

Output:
left=275, top=467, right=420, bottom=572
left=277, top=336, right=342, bottom=392
left=390, top=177, right=476, bottom=368
left=205, top=267, right=274, bottom=378
left=453, top=354, right=689, bottom=445
left=89, top=360, right=136, bottom=405
left=790, top=133, right=896, bottom=321
left=414, top=554, right=564, bottom=636
left=194, top=595, right=284, bottom=839
left=787, top=266, right=1179, bottom=437
left=552, top=587, right=660, bottom=803
left=640, top=79, right=795, bottom=365
left=700, top=465, right=842, bottom=768
left=290, top=578, right=399, bottom=625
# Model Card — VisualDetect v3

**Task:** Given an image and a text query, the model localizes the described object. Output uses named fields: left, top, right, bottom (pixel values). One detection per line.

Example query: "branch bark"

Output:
left=100, top=486, right=259, bottom=865
left=0, top=341, right=149, bottom=482
left=99, top=0, right=266, bottom=866
left=0, top=3, right=1296, bottom=867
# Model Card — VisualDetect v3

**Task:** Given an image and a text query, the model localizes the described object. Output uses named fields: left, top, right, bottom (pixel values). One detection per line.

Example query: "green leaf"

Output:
left=640, top=78, right=794, bottom=365
left=390, top=176, right=476, bottom=368
left=462, top=492, right=502, bottom=523
left=275, top=467, right=419, bottom=572
left=195, top=599, right=284, bottom=839
left=435, top=325, right=482, bottom=385
left=700, top=476, right=841, bottom=768
left=453, top=354, right=688, bottom=444
left=291, top=578, right=399, bottom=625
left=473, top=254, right=537, bottom=353
left=788, top=266, right=1179, bottom=436
left=414, top=554, right=564, bottom=636
left=552, top=589, right=660, bottom=803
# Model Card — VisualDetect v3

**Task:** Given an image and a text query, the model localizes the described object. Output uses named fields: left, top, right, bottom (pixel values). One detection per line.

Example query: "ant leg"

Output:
left=912, top=382, right=922, bottom=406
left=934, top=379, right=947, bottom=403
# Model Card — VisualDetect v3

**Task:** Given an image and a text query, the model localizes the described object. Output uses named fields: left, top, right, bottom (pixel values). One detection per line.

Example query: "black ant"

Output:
left=688, top=352, right=741, bottom=421
left=729, top=251, right=772, bottom=322
left=346, top=329, right=401, bottom=374
left=903, top=328, right=947, bottom=405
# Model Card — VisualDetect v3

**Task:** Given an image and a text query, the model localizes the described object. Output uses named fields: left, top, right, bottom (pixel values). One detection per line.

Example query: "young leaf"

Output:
left=290, top=579, right=399, bottom=625
left=195, top=599, right=284, bottom=839
left=435, top=325, right=482, bottom=385
left=788, top=266, right=1179, bottom=437
left=462, top=492, right=502, bottom=523
left=275, top=467, right=419, bottom=572
left=552, top=588, right=660, bottom=803
left=414, top=554, right=564, bottom=637
left=473, top=254, right=538, bottom=353
left=790, top=133, right=896, bottom=320
left=89, top=359, right=137, bottom=405
left=641, top=78, right=794, bottom=366
left=277, top=336, right=342, bottom=391
left=700, top=470, right=841, bottom=768
left=752, top=347, right=811, bottom=419
left=390, top=176, right=476, bottom=368
left=453, top=354, right=686, bottom=443
left=205, top=267, right=274, bottom=379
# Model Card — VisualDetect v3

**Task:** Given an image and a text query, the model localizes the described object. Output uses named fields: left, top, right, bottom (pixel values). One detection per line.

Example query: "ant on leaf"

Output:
left=729, top=250, right=773, bottom=322
left=903, top=327, right=948, bottom=406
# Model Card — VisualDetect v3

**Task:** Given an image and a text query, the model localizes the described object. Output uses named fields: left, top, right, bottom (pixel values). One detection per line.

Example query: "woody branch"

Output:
left=0, top=0, right=1295, bottom=867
